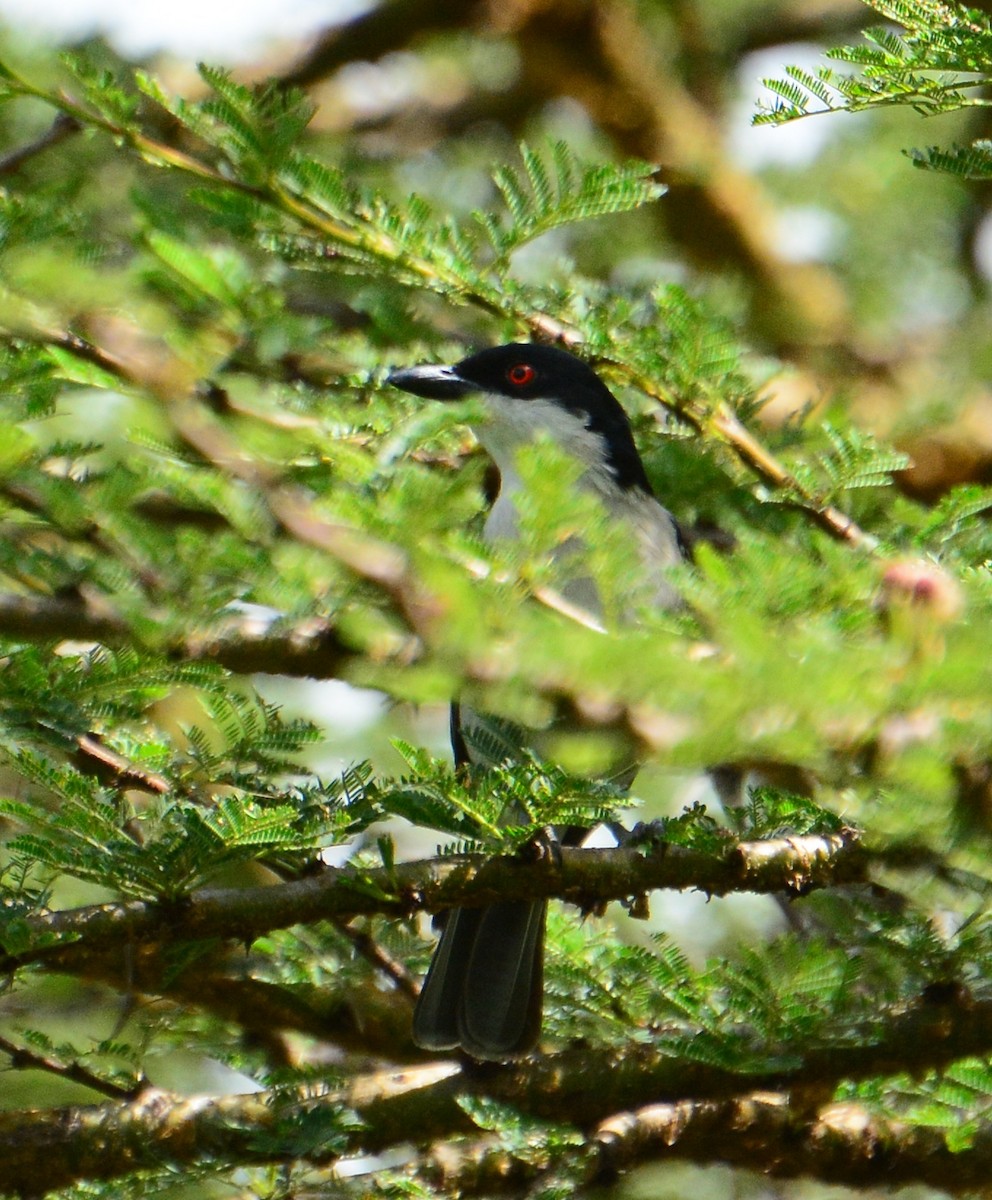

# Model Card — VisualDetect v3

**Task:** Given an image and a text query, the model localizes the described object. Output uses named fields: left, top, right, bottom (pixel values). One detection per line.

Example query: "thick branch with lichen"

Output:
left=6, top=1025, right=992, bottom=1197
left=0, top=832, right=865, bottom=973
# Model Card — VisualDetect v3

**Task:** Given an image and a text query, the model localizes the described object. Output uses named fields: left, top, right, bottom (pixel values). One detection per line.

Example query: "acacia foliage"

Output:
left=758, top=0, right=992, bottom=177
left=0, top=8, right=991, bottom=1197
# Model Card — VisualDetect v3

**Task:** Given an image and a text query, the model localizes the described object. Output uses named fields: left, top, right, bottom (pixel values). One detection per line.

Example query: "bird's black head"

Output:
left=388, top=343, right=653, bottom=494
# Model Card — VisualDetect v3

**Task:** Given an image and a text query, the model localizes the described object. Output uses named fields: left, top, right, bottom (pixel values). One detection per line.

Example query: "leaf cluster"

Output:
left=755, top=0, right=992, bottom=179
left=385, top=734, right=630, bottom=849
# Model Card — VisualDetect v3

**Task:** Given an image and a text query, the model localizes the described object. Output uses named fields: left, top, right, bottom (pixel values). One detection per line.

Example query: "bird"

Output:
left=388, top=342, right=685, bottom=1059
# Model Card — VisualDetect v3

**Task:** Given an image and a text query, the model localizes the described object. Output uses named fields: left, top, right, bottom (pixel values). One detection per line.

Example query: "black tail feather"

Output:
left=413, top=900, right=546, bottom=1059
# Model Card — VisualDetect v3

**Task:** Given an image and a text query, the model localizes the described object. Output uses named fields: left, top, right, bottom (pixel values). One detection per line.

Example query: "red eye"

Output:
left=507, top=363, right=535, bottom=387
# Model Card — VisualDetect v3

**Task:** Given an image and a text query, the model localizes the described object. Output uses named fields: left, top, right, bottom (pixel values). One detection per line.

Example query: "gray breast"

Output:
left=485, top=473, right=682, bottom=617
left=462, top=473, right=681, bottom=774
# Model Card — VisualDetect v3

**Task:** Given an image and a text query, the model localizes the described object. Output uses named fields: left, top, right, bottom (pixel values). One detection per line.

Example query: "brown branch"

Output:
left=447, top=991, right=992, bottom=1133
left=707, top=404, right=875, bottom=548
left=0, top=592, right=374, bottom=678
left=735, top=0, right=867, bottom=54
left=0, top=832, right=866, bottom=974
left=331, top=916, right=421, bottom=1001
left=587, top=1092, right=992, bottom=1194
left=71, top=733, right=169, bottom=796
left=0, top=592, right=127, bottom=645
left=70, top=943, right=420, bottom=1060
left=409, top=1090, right=992, bottom=1197
left=0, top=1032, right=139, bottom=1102
left=0, top=112, right=81, bottom=176
left=279, top=0, right=483, bottom=89
left=5, top=1044, right=992, bottom=1196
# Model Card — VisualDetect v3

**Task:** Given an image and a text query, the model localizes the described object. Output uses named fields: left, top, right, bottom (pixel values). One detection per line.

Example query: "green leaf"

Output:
left=145, top=230, right=245, bottom=308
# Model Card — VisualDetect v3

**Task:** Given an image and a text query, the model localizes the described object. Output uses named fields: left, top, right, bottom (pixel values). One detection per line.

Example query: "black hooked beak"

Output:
left=387, top=363, right=472, bottom=401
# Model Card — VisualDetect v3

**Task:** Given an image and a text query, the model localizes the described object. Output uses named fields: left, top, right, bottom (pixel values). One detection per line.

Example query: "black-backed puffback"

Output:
left=388, top=343, right=653, bottom=494
left=388, top=341, right=683, bottom=1060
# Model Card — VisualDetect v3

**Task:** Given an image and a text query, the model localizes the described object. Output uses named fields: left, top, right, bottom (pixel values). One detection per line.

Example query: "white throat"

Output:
left=473, top=394, right=615, bottom=543
left=468, top=391, right=683, bottom=613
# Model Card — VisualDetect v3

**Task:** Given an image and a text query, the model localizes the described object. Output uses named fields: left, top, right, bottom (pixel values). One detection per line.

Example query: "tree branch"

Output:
left=4, top=1046, right=992, bottom=1196
left=0, top=59, right=878, bottom=550
left=70, top=944, right=419, bottom=1059
left=588, top=1092, right=992, bottom=1194
left=410, top=1090, right=992, bottom=1196
left=279, top=0, right=483, bottom=89
left=0, top=592, right=372, bottom=677
left=0, top=1033, right=138, bottom=1102
left=0, top=832, right=865, bottom=973
left=331, top=916, right=421, bottom=1001
left=0, top=112, right=81, bottom=176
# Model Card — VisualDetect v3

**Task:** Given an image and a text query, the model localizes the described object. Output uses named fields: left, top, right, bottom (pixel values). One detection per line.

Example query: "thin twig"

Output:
left=0, top=112, right=81, bottom=176
left=72, top=733, right=170, bottom=796
left=332, top=917, right=421, bottom=1000
left=0, top=1032, right=140, bottom=1101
